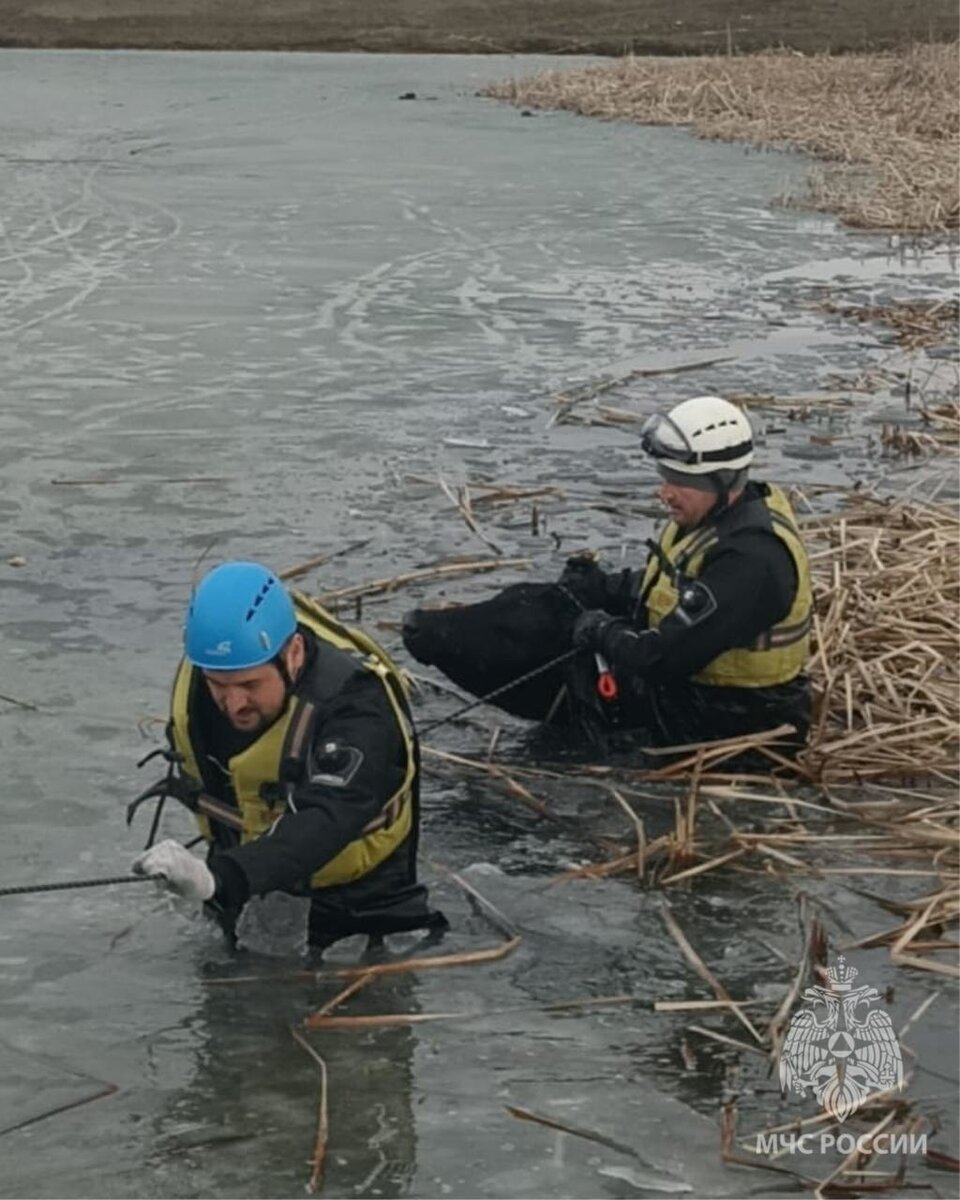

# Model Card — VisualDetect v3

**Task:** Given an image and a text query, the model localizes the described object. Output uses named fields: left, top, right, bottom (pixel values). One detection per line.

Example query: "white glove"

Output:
left=132, top=838, right=216, bottom=902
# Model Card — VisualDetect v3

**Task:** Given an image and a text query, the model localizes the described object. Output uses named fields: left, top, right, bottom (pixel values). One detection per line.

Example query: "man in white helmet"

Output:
left=565, top=396, right=813, bottom=752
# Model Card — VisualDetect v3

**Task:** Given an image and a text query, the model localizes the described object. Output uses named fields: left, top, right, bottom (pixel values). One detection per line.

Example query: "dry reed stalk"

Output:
left=814, top=1108, right=900, bottom=1199
left=686, top=1024, right=768, bottom=1057
left=469, top=484, right=565, bottom=508
left=205, top=936, right=522, bottom=990
left=309, top=972, right=376, bottom=1021
left=606, top=786, right=645, bottom=879
left=313, top=556, right=530, bottom=605
left=660, top=902, right=764, bottom=1043
left=661, top=846, right=747, bottom=886
left=728, top=390, right=859, bottom=413
left=307, top=1011, right=463, bottom=1031
left=290, top=1025, right=329, bottom=1194
left=638, top=725, right=801, bottom=776
left=484, top=46, right=960, bottom=233
left=767, top=916, right=826, bottom=1063
left=795, top=496, right=959, bottom=787
left=402, top=494, right=956, bottom=972
left=505, top=1104, right=644, bottom=1161
left=308, top=938, right=521, bottom=1005
left=738, top=1105, right=844, bottom=1152
left=546, top=355, right=735, bottom=426
left=306, top=993, right=636, bottom=1031
left=721, top=1102, right=814, bottom=1186
left=549, top=836, right=672, bottom=884
left=0, top=1080, right=119, bottom=1139
left=887, top=891, right=960, bottom=979
left=437, top=476, right=504, bottom=556
left=654, top=998, right=763, bottom=1013
left=403, top=475, right=566, bottom=510
left=279, top=539, right=371, bottom=583
left=815, top=298, right=959, bottom=351
left=0, top=691, right=41, bottom=712
left=423, top=746, right=553, bottom=817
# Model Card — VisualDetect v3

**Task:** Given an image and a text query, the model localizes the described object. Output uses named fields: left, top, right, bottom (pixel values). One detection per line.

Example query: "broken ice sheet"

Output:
left=234, top=892, right=311, bottom=958
left=597, top=1164, right=693, bottom=1194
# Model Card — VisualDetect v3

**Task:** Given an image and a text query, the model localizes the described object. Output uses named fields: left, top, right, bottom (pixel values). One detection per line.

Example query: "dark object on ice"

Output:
left=402, top=576, right=810, bottom=758
left=403, top=582, right=581, bottom=722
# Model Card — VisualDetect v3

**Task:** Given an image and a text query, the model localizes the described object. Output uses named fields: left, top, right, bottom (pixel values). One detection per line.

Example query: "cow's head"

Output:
left=402, top=582, right=581, bottom=721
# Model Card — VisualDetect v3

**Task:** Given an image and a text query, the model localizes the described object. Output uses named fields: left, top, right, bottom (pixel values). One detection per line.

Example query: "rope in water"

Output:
left=0, top=875, right=155, bottom=898
left=418, top=646, right=580, bottom=736
left=5, top=599, right=583, bottom=894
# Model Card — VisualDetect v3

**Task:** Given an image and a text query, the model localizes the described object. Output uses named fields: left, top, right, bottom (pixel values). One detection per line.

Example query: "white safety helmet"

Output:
left=640, top=396, right=754, bottom=476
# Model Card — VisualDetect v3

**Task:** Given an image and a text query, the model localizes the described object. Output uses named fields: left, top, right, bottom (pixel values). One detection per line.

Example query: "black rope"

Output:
left=0, top=875, right=156, bottom=898
left=416, top=583, right=587, bottom=737
left=418, top=646, right=579, bottom=736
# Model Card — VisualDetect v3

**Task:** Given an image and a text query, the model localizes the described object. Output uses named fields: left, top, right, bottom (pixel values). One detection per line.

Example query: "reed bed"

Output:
left=483, top=44, right=960, bottom=233
left=814, top=298, right=960, bottom=351
left=257, top=494, right=957, bottom=1189
left=553, top=391, right=960, bottom=458
left=413, top=493, right=958, bottom=977
left=314, top=490, right=957, bottom=795
left=546, top=341, right=960, bottom=463
left=253, top=501, right=957, bottom=1188
left=799, top=494, right=959, bottom=784
left=425, top=744, right=958, bottom=980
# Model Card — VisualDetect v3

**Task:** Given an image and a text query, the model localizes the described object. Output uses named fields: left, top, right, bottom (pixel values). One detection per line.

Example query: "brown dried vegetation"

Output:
left=484, top=45, right=960, bottom=233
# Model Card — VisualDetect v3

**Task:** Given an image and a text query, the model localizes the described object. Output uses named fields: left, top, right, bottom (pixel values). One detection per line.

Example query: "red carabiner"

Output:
left=594, top=653, right=619, bottom=702
left=597, top=672, right=619, bottom=702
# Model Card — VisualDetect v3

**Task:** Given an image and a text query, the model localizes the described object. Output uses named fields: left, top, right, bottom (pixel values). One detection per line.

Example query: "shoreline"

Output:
left=1, top=0, right=957, bottom=57
left=484, top=46, right=960, bottom=235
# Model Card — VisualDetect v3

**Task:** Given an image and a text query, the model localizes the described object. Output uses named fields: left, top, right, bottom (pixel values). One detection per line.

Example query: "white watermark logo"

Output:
left=778, top=956, right=904, bottom=1123
left=755, top=1132, right=928, bottom=1158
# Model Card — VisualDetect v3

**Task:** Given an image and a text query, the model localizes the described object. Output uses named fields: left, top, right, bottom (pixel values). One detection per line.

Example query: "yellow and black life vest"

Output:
left=169, top=592, right=416, bottom=889
left=638, top=484, right=812, bottom=688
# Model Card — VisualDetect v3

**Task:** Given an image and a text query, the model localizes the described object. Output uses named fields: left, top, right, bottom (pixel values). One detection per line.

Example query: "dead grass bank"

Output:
left=2, top=0, right=957, bottom=55
left=484, top=45, right=960, bottom=233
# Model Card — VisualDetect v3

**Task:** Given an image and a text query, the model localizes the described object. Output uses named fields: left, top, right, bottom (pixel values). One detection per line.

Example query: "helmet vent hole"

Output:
left=244, top=578, right=276, bottom=623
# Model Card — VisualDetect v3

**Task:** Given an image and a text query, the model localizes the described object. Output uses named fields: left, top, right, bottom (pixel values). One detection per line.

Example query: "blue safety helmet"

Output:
left=184, top=561, right=297, bottom=670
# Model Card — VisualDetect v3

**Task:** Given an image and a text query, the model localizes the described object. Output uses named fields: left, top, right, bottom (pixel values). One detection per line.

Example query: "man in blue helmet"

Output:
left=132, top=561, right=446, bottom=949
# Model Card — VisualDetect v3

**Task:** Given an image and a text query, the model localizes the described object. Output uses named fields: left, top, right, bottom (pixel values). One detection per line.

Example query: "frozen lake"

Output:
left=0, top=49, right=956, bottom=1199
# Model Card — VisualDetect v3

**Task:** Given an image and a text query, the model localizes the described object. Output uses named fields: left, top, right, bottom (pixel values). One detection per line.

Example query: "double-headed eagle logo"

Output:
left=779, top=956, right=904, bottom=1122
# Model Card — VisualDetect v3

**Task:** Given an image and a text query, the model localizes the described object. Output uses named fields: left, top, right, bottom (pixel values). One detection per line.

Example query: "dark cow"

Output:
left=402, top=582, right=583, bottom=722
left=402, top=577, right=811, bottom=758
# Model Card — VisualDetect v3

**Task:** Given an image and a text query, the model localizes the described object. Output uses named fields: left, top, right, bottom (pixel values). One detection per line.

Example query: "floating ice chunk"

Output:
left=463, top=862, right=505, bottom=876
left=443, top=436, right=491, bottom=449
left=235, top=892, right=310, bottom=958
left=597, top=1164, right=692, bottom=1193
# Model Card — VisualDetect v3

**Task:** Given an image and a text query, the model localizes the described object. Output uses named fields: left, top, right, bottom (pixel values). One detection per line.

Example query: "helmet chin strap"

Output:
left=709, top=481, right=732, bottom=519
left=274, top=654, right=293, bottom=694
left=706, top=468, right=747, bottom=520
left=272, top=637, right=301, bottom=698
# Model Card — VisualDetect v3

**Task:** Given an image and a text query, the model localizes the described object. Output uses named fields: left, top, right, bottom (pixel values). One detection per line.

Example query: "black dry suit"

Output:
left=562, top=481, right=813, bottom=753
left=167, top=594, right=446, bottom=947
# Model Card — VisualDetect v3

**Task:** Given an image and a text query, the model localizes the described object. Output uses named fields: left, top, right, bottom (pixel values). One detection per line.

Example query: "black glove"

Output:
left=572, top=609, right=616, bottom=651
